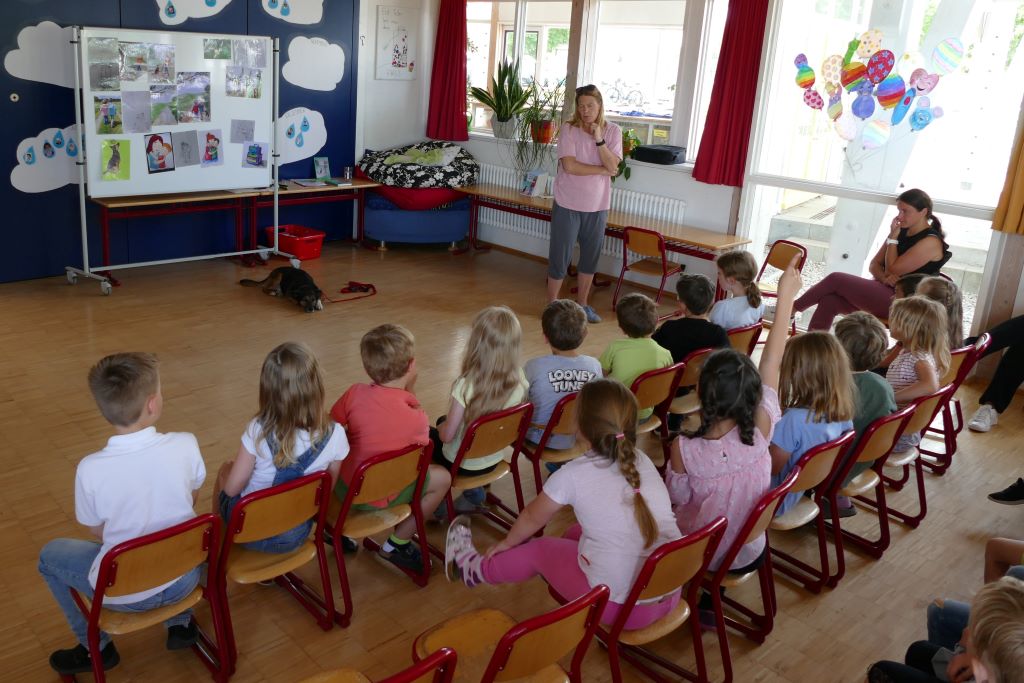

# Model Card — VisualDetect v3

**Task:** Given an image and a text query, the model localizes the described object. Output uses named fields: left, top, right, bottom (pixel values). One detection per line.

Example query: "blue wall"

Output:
left=0, top=0, right=358, bottom=283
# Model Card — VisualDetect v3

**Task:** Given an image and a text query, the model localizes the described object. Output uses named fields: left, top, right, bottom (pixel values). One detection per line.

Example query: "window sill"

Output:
left=465, top=132, right=695, bottom=173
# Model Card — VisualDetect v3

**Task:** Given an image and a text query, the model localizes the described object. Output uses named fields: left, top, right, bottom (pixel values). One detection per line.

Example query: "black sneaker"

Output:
left=49, top=642, right=120, bottom=675
left=166, top=621, right=198, bottom=650
left=988, top=478, right=1024, bottom=505
left=379, top=541, right=427, bottom=573
left=323, top=531, right=360, bottom=553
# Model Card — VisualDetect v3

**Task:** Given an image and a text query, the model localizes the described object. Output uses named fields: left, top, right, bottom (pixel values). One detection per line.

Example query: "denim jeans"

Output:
left=39, top=538, right=200, bottom=648
left=218, top=491, right=313, bottom=552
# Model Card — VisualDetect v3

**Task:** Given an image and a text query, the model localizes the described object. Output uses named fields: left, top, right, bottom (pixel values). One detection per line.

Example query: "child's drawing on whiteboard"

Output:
left=119, top=42, right=149, bottom=82
left=148, top=44, right=176, bottom=85
left=145, top=133, right=175, bottom=174
left=226, top=67, right=261, bottom=98
left=376, top=6, right=417, bottom=80
left=242, top=142, right=268, bottom=168
left=101, top=139, right=130, bottom=181
left=201, top=130, right=223, bottom=167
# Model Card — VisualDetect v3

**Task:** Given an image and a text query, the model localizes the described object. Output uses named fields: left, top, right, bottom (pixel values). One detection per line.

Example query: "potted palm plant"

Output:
left=469, top=59, right=532, bottom=139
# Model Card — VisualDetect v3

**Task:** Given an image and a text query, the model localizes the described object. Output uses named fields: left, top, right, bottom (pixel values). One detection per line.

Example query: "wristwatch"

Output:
left=595, top=139, right=606, bottom=146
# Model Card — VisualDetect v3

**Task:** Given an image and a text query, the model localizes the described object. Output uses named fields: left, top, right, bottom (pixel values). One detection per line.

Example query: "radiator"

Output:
left=477, top=163, right=687, bottom=261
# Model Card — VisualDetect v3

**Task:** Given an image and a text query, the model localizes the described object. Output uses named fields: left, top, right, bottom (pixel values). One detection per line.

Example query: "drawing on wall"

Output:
left=150, top=85, right=178, bottom=125
left=376, top=6, right=417, bottom=80
left=176, top=72, right=211, bottom=123
left=158, top=0, right=234, bottom=26
left=261, top=0, right=324, bottom=25
left=94, top=95, right=123, bottom=134
left=3, top=21, right=75, bottom=89
left=101, top=139, right=130, bottom=181
left=230, top=118, right=255, bottom=143
left=172, top=130, right=200, bottom=167
left=120, top=42, right=151, bottom=82
left=148, top=43, right=176, bottom=85
left=88, top=37, right=120, bottom=91
left=200, top=129, right=224, bottom=167
left=122, top=91, right=153, bottom=134
left=204, top=39, right=232, bottom=60
left=145, top=133, right=175, bottom=173
left=276, top=106, right=326, bottom=164
left=226, top=67, right=263, bottom=98
left=232, top=39, right=267, bottom=69
left=10, top=124, right=81, bottom=193
left=242, top=141, right=269, bottom=168
left=282, top=36, right=345, bottom=91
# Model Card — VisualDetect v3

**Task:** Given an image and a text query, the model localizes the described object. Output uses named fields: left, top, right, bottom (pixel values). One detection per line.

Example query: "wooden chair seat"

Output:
left=616, top=598, right=690, bottom=646
left=453, top=461, right=510, bottom=491
left=758, top=281, right=778, bottom=295
left=627, top=258, right=681, bottom=277
left=540, top=443, right=587, bottom=464
left=886, top=448, right=919, bottom=469
left=226, top=541, right=318, bottom=584
left=83, top=587, right=204, bottom=635
left=716, top=568, right=757, bottom=589
left=669, top=393, right=700, bottom=416
left=415, top=608, right=568, bottom=683
left=770, top=497, right=819, bottom=531
left=636, top=414, right=663, bottom=435
left=840, top=470, right=881, bottom=497
left=299, top=671, right=372, bottom=683
left=342, top=505, right=412, bottom=539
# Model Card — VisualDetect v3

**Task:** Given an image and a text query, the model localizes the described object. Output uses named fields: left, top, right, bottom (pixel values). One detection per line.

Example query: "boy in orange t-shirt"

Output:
left=330, top=324, right=451, bottom=571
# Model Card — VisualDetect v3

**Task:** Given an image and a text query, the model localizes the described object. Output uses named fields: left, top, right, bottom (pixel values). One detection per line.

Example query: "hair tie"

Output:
left=615, top=432, right=625, bottom=440
left=633, top=488, right=641, bottom=494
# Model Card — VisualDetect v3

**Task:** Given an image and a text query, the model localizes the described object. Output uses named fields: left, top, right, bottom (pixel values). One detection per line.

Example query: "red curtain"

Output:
left=426, top=0, right=469, bottom=141
left=692, top=0, right=770, bottom=187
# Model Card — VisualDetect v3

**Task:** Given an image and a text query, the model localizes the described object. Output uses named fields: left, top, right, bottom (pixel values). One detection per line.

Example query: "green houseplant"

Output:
left=613, top=128, right=643, bottom=181
left=521, top=79, right=565, bottom=144
left=469, top=59, right=532, bottom=139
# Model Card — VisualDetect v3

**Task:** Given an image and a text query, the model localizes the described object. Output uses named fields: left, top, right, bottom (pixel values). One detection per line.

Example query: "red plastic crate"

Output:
left=264, top=225, right=326, bottom=260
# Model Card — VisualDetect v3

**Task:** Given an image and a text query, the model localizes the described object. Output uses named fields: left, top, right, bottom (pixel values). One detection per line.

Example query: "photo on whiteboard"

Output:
left=172, top=130, right=201, bottom=167
left=176, top=72, right=211, bottom=123
left=231, top=38, right=267, bottom=69
left=230, top=118, right=255, bottom=144
left=100, top=139, right=130, bottom=181
left=88, top=37, right=120, bottom=91
left=150, top=85, right=178, bottom=126
left=200, top=129, right=223, bottom=167
left=226, top=67, right=263, bottom=98
left=242, top=141, right=268, bottom=169
left=203, top=38, right=232, bottom=60
left=148, top=43, right=176, bottom=85
left=119, top=42, right=150, bottom=82
left=93, top=95, right=123, bottom=134
left=145, top=133, right=175, bottom=174
left=121, top=91, right=152, bottom=134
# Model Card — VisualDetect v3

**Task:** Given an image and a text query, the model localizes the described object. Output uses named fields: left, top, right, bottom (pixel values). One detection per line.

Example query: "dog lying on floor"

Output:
left=239, top=266, right=324, bottom=312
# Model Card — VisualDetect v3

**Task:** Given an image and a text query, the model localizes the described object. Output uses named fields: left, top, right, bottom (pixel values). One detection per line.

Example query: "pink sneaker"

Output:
left=444, top=515, right=486, bottom=587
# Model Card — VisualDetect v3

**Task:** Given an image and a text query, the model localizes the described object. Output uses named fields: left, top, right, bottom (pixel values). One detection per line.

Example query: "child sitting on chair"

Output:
left=38, top=353, right=206, bottom=676
left=330, top=324, right=451, bottom=571
left=653, top=273, right=730, bottom=365
left=600, top=293, right=673, bottom=422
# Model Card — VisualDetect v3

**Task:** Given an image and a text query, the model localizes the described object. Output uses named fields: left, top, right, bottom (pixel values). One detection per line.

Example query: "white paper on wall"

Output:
left=282, top=37, right=345, bottom=91
left=275, top=107, right=326, bottom=165
left=11, top=125, right=82, bottom=193
left=3, top=21, right=75, bottom=88
left=156, top=0, right=234, bottom=26
left=376, top=6, right=418, bottom=80
left=261, top=0, right=324, bottom=25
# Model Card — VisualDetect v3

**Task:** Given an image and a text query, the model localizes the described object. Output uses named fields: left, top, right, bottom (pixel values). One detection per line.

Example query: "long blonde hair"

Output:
left=255, top=342, right=330, bottom=468
left=717, top=251, right=762, bottom=309
left=577, top=379, right=659, bottom=548
left=917, top=276, right=964, bottom=350
left=567, top=84, right=606, bottom=130
left=888, top=295, right=951, bottom=378
left=779, top=332, right=856, bottom=423
left=457, top=306, right=525, bottom=426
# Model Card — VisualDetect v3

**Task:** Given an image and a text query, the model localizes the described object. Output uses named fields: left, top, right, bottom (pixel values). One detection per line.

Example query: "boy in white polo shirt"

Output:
left=38, top=352, right=206, bottom=676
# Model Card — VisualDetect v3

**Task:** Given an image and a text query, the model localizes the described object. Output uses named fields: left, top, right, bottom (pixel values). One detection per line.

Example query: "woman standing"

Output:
left=794, top=188, right=952, bottom=330
left=547, top=84, right=622, bottom=324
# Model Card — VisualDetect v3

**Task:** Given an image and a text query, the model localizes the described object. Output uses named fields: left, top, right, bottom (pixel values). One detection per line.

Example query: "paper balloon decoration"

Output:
left=891, top=88, right=917, bottom=125
left=866, top=49, right=895, bottom=84
left=803, top=88, right=824, bottom=110
left=825, top=83, right=843, bottom=120
left=843, top=38, right=860, bottom=65
left=875, top=74, right=906, bottom=109
left=857, top=29, right=883, bottom=57
left=835, top=113, right=857, bottom=141
left=909, top=97, right=944, bottom=131
left=794, top=54, right=815, bottom=89
left=841, top=62, right=867, bottom=92
left=862, top=119, right=890, bottom=148
left=931, top=38, right=964, bottom=75
left=821, top=55, right=843, bottom=84
left=851, top=81, right=875, bottom=119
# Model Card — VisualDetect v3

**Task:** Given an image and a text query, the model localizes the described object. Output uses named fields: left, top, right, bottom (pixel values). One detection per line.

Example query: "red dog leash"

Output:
left=324, top=281, right=377, bottom=304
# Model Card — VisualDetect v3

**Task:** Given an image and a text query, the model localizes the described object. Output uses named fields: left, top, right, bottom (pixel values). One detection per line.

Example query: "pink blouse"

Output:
left=665, top=385, right=781, bottom=570
left=553, top=122, right=622, bottom=213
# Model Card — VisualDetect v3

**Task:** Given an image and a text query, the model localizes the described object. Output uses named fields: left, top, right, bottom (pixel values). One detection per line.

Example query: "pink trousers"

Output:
left=480, top=524, right=681, bottom=630
left=793, top=272, right=894, bottom=331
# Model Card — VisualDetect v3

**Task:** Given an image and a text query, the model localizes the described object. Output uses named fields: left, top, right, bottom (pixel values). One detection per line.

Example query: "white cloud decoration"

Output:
left=156, top=0, right=234, bottom=26
left=275, top=107, right=326, bottom=165
left=281, top=37, right=345, bottom=91
left=11, top=125, right=82, bottom=193
left=4, top=22, right=75, bottom=88
left=262, top=0, right=324, bottom=25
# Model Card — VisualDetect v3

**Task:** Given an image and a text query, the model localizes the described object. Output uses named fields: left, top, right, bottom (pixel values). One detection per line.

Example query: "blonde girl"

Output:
left=917, top=276, right=964, bottom=350
left=769, top=332, right=856, bottom=516
left=885, top=295, right=950, bottom=453
left=431, top=306, right=529, bottom=505
left=444, top=378, right=682, bottom=628
left=710, top=251, right=764, bottom=330
left=213, top=342, right=349, bottom=552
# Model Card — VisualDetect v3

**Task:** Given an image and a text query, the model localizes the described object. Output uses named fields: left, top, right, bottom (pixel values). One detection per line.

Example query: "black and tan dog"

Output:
left=239, top=266, right=324, bottom=312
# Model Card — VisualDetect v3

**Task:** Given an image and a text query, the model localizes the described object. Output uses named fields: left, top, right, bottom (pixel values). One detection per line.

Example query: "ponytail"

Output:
left=716, top=251, right=761, bottom=309
left=745, top=281, right=762, bottom=309
left=928, top=212, right=944, bottom=237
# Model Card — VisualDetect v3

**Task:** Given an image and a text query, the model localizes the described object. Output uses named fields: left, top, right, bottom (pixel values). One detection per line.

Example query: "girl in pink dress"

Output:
left=665, top=255, right=802, bottom=572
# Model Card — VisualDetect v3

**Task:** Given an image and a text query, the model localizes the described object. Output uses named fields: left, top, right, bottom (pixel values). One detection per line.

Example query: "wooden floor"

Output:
left=2, top=242, right=1022, bottom=682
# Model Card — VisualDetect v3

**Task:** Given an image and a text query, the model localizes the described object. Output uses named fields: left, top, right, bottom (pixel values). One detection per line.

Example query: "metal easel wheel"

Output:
left=66, top=271, right=77, bottom=285
left=100, top=281, right=112, bottom=296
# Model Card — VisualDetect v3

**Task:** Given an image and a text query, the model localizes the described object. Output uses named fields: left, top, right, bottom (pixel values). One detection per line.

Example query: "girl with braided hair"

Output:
left=444, top=378, right=681, bottom=629
left=666, top=254, right=802, bottom=572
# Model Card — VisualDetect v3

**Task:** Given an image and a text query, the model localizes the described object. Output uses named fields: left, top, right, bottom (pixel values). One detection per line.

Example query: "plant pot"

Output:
left=623, top=140, right=635, bottom=157
left=491, top=116, right=518, bottom=139
left=530, top=120, right=557, bottom=144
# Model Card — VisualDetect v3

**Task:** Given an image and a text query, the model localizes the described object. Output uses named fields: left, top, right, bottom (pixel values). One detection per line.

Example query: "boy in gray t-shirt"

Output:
left=525, top=300, right=602, bottom=449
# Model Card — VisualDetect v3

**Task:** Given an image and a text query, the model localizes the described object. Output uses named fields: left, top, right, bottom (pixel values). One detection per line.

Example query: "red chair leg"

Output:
left=769, top=500, right=832, bottom=594
left=612, top=265, right=627, bottom=310
left=848, top=481, right=893, bottom=558
left=921, top=403, right=955, bottom=475
left=886, top=458, right=927, bottom=528
left=710, top=590, right=735, bottom=683
left=718, top=558, right=775, bottom=644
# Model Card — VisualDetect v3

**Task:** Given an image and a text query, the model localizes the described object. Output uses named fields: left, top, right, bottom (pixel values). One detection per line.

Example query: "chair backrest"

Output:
left=630, top=362, right=684, bottom=412
left=949, top=332, right=991, bottom=387
left=452, top=402, right=534, bottom=470
left=727, top=322, right=762, bottom=356
left=941, top=346, right=970, bottom=387
left=849, top=404, right=916, bottom=466
left=679, top=347, right=715, bottom=388
left=530, top=392, right=579, bottom=454
left=624, top=226, right=666, bottom=260
left=334, top=443, right=431, bottom=525
left=902, top=385, right=953, bottom=439
left=484, top=585, right=609, bottom=682
left=227, top=470, right=331, bottom=544
left=94, top=513, right=219, bottom=600
left=381, top=648, right=457, bottom=683
left=788, top=430, right=856, bottom=494
left=758, top=239, right=808, bottom=281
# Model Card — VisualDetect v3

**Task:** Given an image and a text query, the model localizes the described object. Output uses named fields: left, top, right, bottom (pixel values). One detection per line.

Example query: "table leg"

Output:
left=469, top=196, right=489, bottom=252
left=356, top=188, right=366, bottom=243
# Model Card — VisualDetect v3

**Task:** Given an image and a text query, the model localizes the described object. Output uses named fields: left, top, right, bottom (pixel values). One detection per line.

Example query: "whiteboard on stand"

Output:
left=78, top=26, right=273, bottom=198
